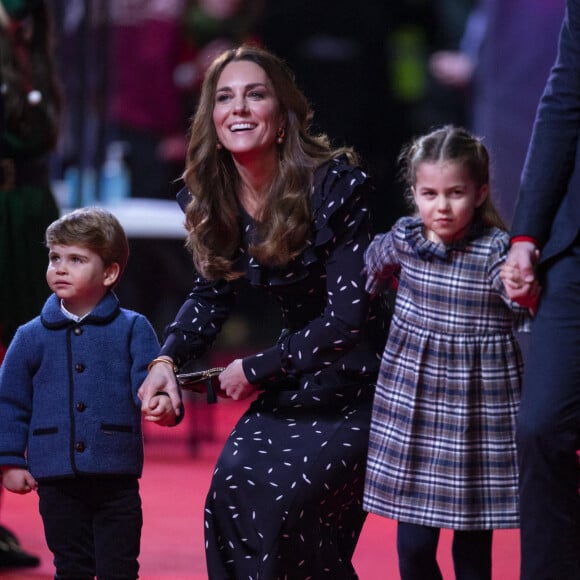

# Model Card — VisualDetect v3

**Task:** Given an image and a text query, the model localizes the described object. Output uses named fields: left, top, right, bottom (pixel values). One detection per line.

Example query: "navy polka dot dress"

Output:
left=161, top=157, right=390, bottom=579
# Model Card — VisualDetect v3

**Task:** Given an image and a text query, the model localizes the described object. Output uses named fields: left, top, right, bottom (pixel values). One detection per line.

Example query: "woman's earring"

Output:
left=276, top=127, right=285, bottom=144
left=216, top=140, right=223, bottom=150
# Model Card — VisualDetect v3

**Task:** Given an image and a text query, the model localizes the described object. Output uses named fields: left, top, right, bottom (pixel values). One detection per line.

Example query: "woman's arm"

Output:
left=139, top=276, right=234, bottom=418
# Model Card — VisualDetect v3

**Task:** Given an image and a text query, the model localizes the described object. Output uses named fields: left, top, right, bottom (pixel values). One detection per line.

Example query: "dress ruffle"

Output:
left=176, top=156, right=369, bottom=287
left=305, top=156, right=369, bottom=262
left=246, top=156, right=369, bottom=286
left=401, top=215, right=484, bottom=261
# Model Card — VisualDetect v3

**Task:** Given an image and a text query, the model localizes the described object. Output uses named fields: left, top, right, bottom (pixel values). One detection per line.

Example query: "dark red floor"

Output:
left=0, top=397, right=520, bottom=579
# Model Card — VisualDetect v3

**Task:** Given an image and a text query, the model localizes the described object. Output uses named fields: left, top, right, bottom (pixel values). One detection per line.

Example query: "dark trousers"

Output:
left=38, top=477, right=142, bottom=579
left=397, top=522, right=492, bottom=580
left=517, top=241, right=580, bottom=580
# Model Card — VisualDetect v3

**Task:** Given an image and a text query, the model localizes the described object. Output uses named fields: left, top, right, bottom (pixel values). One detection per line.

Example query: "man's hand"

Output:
left=501, top=240, right=541, bottom=309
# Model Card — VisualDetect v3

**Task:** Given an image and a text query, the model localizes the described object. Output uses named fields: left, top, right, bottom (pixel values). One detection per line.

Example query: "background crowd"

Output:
left=38, top=0, right=565, bottom=338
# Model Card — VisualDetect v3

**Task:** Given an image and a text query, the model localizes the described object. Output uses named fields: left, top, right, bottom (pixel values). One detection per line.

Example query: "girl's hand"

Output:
left=218, top=359, right=258, bottom=401
left=1, top=467, right=38, bottom=494
left=500, top=261, right=525, bottom=289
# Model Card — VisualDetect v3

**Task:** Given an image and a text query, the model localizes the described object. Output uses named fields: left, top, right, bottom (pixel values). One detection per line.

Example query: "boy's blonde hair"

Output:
left=45, top=207, right=129, bottom=279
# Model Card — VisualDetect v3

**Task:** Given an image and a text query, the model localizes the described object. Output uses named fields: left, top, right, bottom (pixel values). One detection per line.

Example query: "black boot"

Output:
left=0, top=525, right=41, bottom=569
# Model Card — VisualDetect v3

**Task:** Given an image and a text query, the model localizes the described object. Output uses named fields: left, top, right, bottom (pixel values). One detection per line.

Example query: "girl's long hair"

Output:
left=182, top=44, right=356, bottom=280
left=399, top=125, right=507, bottom=231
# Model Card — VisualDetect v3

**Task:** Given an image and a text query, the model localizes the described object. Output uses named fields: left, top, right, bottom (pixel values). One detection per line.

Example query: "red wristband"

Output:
left=510, top=235, right=539, bottom=246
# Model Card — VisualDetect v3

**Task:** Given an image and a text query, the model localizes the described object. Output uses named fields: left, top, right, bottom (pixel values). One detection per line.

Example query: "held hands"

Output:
left=138, top=358, right=181, bottom=426
left=1, top=467, right=38, bottom=494
left=364, top=267, right=381, bottom=297
left=138, top=356, right=257, bottom=420
left=500, top=241, right=542, bottom=311
left=146, top=393, right=177, bottom=426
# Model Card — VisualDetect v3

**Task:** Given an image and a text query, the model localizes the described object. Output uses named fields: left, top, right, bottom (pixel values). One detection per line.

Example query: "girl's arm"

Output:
left=364, top=230, right=400, bottom=297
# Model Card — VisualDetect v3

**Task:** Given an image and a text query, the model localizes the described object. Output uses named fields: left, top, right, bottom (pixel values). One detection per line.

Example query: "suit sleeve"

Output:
left=511, top=0, right=580, bottom=244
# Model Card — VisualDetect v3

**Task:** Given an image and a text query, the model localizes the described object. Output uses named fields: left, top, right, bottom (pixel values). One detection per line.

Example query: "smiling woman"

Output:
left=212, top=59, right=285, bottom=217
left=213, top=61, right=284, bottom=167
left=138, top=45, right=391, bottom=579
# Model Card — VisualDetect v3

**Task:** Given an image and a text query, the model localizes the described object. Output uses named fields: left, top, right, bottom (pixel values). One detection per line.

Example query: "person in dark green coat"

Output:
left=0, top=0, right=62, bottom=354
left=0, top=0, right=61, bottom=569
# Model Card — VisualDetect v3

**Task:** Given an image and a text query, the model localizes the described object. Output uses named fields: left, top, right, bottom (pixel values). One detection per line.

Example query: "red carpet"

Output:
left=0, top=396, right=520, bottom=579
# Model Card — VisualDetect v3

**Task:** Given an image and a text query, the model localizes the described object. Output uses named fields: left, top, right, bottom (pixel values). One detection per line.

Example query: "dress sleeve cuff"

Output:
left=242, top=346, right=282, bottom=385
left=159, top=334, right=181, bottom=368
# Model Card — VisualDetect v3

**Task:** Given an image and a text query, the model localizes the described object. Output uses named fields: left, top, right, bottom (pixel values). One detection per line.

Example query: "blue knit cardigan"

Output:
left=0, top=292, right=159, bottom=480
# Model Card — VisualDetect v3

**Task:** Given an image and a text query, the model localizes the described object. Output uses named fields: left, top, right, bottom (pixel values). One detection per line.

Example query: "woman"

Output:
left=139, top=45, right=390, bottom=579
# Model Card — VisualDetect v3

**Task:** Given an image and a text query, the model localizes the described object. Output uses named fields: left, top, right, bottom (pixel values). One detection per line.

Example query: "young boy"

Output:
left=0, top=207, right=175, bottom=579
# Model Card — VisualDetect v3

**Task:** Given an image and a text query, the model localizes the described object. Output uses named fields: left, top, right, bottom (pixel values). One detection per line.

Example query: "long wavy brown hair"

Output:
left=0, top=0, right=62, bottom=148
left=399, top=125, right=507, bottom=231
left=182, top=45, right=357, bottom=280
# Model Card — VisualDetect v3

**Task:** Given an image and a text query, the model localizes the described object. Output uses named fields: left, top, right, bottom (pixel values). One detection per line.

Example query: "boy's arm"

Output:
left=0, top=329, right=35, bottom=467
left=1, top=467, right=38, bottom=494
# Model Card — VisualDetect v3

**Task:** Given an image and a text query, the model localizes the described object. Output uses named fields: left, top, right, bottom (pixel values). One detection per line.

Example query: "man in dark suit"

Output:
left=503, top=0, right=580, bottom=577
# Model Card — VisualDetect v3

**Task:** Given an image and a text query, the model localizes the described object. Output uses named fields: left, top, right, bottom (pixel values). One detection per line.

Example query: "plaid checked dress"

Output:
left=363, top=216, right=530, bottom=530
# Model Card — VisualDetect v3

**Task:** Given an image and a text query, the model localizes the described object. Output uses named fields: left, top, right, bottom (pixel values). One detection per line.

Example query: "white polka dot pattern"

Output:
left=162, top=157, right=391, bottom=577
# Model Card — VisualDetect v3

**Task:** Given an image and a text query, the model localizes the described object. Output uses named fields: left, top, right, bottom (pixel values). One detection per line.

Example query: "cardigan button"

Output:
left=75, top=441, right=86, bottom=452
left=75, top=363, right=85, bottom=373
left=76, top=402, right=86, bottom=412
left=73, top=326, right=83, bottom=336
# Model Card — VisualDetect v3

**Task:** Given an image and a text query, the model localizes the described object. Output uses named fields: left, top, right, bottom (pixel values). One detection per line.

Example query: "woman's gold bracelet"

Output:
left=147, top=357, right=178, bottom=373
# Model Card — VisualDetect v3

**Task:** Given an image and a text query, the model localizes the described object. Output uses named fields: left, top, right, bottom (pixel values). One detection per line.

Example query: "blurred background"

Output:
left=42, top=0, right=565, bottom=348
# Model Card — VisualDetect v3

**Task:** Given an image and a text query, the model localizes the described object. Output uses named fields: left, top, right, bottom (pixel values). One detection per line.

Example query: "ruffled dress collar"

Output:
left=176, top=155, right=369, bottom=287
left=401, top=216, right=484, bottom=260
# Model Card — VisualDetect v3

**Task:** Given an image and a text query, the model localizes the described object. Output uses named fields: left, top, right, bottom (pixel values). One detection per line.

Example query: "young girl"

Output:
left=363, top=126, right=534, bottom=579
